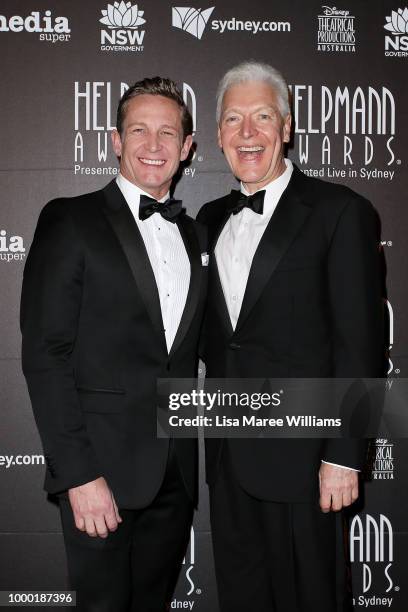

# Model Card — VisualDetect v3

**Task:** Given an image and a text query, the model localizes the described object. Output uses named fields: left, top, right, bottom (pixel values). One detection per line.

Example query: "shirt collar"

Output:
left=240, top=158, right=293, bottom=217
left=116, top=173, right=169, bottom=209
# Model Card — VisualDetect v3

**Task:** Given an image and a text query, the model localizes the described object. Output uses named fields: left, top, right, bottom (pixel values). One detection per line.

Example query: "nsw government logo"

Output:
left=172, top=7, right=215, bottom=39
left=100, top=1, right=146, bottom=52
left=317, top=5, right=355, bottom=52
left=384, top=8, right=408, bottom=57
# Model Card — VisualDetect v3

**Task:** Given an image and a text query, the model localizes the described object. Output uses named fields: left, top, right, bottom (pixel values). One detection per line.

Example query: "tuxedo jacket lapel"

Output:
left=169, top=214, right=203, bottom=358
left=235, top=171, right=312, bottom=333
left=209, top=211, right=234, bottom=336
left=101, top=180, right=167, bottom=352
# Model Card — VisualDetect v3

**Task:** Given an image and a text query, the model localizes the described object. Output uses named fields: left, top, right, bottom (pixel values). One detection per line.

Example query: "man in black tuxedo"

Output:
left=197, top=62, right=384, bottom=611
left=21, top=77, right=207, bottom=611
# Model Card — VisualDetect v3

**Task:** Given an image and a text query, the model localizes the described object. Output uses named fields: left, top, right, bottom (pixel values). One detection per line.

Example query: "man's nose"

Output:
left=146, top=132, right=161, bottom=152
left=240, top=116, right=257, bottom=139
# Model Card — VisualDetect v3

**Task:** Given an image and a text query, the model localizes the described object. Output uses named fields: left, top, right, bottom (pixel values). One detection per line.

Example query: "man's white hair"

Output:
left=216, top=60, right=290, bottom=123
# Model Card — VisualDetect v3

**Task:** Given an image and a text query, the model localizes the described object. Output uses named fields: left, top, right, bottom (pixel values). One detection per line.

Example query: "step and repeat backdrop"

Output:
left=1, top=0, right=407, bottom=610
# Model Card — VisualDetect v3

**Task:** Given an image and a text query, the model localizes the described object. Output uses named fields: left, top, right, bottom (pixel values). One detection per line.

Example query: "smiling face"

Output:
left=111, top=94, right=192, bottom=199
left=218, top=80, right=291, bottom=194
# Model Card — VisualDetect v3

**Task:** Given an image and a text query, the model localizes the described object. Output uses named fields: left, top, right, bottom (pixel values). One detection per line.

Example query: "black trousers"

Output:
left=59, top=443, right=194, bottom=612
left=209, top=445, right=354, bottom=612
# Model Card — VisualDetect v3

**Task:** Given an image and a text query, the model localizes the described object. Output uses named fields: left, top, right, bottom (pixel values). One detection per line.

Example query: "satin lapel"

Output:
left=101, top=180, right=167, bottom=351
left=169, top=214, right=202, bottom=358
left=235, top=177, right=312, bottom=334
left=209, top=206, right=234, bottom=337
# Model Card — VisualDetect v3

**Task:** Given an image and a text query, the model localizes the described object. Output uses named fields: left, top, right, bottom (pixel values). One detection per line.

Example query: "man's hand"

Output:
left=319, top=463, right=359, bottom=513
left=68, top=476, right=122, bottom=538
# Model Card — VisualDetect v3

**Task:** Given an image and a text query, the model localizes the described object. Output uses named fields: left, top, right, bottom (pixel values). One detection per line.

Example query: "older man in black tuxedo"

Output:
left=21, top=77, right=207, bottom=611
left=198, top=61, right=384, bottom=612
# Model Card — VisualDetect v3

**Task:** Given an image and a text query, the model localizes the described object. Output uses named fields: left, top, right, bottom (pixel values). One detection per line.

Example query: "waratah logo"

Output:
left=100, top=1, right=146, bottom=29
left=384, top=8, right=408, bottom=34
left=172, top=7, right=215, bottom=39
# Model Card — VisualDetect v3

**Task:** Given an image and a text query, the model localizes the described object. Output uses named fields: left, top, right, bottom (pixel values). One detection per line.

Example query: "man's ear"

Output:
left=180, top=134, right=193, bottom=161
left=217, top=125, right=223, bottom=150
left=283, top=114, right=292, bottom=144
left=111, top=130, right=122, bottom=157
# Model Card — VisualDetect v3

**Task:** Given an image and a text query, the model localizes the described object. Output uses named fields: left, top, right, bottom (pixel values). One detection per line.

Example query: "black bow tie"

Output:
left=227, top=189, right=266, bottom=216
left=139, top=194, right=184, bottom=223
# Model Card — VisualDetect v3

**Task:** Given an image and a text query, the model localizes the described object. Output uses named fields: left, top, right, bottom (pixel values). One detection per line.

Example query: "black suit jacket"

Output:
left=197, top=165, right=384, bottom=502
left=21, top=180, right=207, bottom=508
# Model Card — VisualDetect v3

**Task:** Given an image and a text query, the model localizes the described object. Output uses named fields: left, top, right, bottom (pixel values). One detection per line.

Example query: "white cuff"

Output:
left=321, top=460, right=360, bottom=472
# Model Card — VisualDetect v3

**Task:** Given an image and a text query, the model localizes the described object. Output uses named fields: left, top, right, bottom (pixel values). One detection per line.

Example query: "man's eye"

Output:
left=225, top=116, right=239, bottom=124
left=259, top=113, right=272, bottom=120
left=132, top=127, right=144, bottom=133
left=162, top=130, right=176, bottom=137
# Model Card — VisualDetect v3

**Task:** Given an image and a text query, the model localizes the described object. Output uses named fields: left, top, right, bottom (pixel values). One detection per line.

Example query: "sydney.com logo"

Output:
left=172, top=7, right=215, bottom=39
left=100, top=1, right=146, bottom=52
left=172, top=5, right=291, bottom=40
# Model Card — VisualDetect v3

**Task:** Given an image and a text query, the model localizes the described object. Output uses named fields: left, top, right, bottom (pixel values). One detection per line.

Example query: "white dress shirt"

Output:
left=214, top=159, right=356, bottom=472
left=116, top=174, right=190, bottom=352
left=215, top=159, right=293, bottom=330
